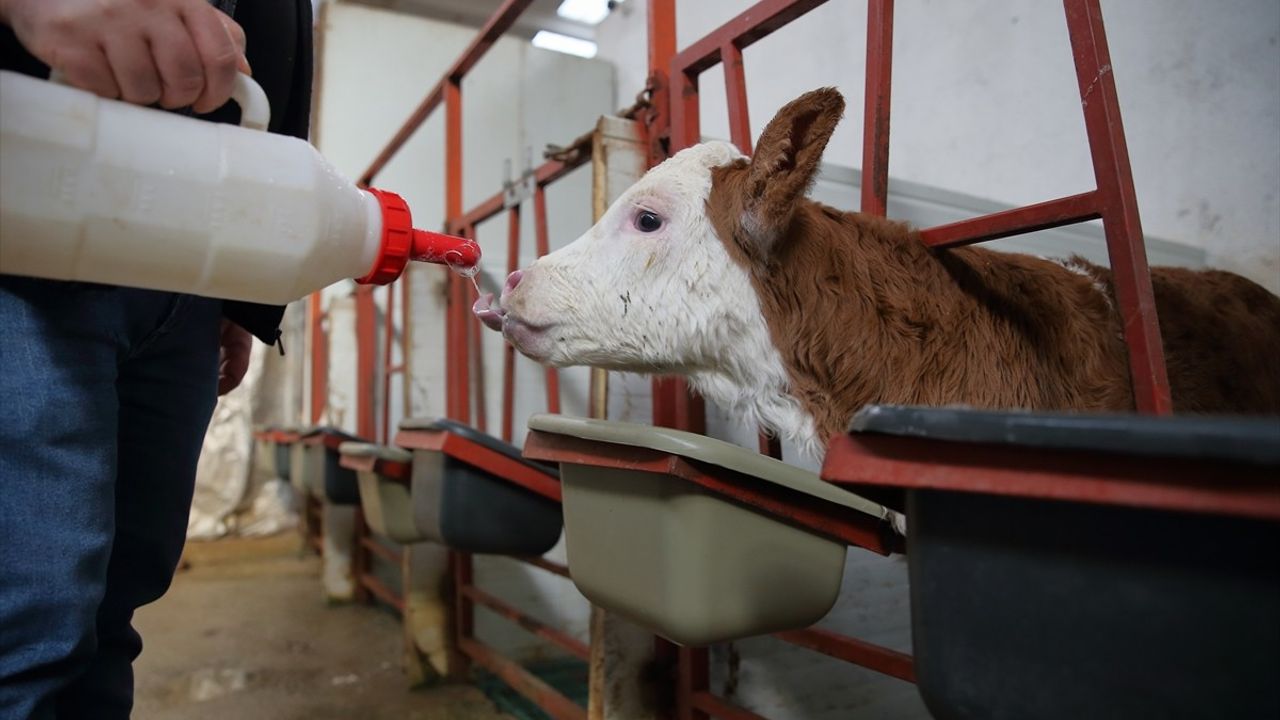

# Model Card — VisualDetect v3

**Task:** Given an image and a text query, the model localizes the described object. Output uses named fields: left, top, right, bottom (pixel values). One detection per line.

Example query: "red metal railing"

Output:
left=915, top=0, right=1171, bottom=414
left=434, top=138, right=591, bottom=720
left=307, top=292, right=327, bottom=425
left=654, top=0, right=1169, bottom=716
left=340, top=0, right=1171, bottom=717
left=661, top=3, right=915, bottom=716
left=342, top=451, right=413, bottom=615
left=355, top=2, right=592, bottom=715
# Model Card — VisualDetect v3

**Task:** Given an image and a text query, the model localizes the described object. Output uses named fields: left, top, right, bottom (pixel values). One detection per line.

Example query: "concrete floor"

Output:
left=133, top=533, right=512, bottom=720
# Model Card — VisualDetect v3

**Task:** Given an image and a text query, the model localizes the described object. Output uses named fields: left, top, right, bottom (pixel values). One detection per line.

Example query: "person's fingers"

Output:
left=182, top=4, right=244, bottom=113
left=218, top=369, right=241, bottom=396
left=216, top=321, right=253, bottom=396
left=220, top=13, right=248, bottom=65
left=148, top=14, right=206, bottom=109
left=102, top=33, right=162, bottom=105
left=56, top=45, right=122, bottom=100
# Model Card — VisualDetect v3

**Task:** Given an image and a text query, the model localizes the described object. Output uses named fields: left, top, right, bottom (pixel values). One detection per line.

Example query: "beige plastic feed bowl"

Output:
left=527, top=414, right=894, bottom=647
left=339, top=442, right=427, bottom=544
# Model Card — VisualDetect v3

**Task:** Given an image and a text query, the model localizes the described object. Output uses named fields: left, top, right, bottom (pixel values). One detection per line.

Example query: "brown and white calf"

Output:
left=476, top=88, right=1280, bottom=459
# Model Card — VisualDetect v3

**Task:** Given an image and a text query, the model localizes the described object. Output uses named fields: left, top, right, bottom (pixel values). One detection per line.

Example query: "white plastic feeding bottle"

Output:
left=0, top=70, right=479, bottom=304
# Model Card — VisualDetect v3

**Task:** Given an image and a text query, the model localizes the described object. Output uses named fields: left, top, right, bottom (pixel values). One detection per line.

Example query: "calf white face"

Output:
left=474, top=88, right=847, bottom=457
left=477, top=141, right=759, bottom=373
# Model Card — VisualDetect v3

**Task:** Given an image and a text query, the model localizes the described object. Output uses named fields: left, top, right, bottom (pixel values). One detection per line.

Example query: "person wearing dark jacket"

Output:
left=0, top=0, right=313, bottom=716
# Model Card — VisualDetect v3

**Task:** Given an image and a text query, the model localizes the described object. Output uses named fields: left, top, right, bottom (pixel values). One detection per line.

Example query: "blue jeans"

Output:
left=0, top=277, right=222, bottom=720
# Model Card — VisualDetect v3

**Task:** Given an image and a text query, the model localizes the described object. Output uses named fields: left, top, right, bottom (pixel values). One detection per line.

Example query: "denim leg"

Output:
left=0, top=278, right=123, bottom=720
left=54, top=293, right=221, bottom=720
left=0, top=278, right=221, bottom=720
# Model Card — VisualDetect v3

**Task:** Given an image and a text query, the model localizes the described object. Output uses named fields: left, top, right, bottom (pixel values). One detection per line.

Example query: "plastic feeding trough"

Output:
left=273, top=426, right=302, bottom=486
left=521, top=414, right=901, bottom=648
left=823, top=405, right=1280, bottom=720
left=394, top=418, right=563, bottom=555
left=294, top=427, right=363, bottom=505
left=252, top=425, right=277, bottom=480
left=337, top=442, right=424, bottom=544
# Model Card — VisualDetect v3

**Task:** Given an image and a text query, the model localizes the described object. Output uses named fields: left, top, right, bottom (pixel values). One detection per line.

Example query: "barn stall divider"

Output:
left=343, top=2, right=626, bottom=712
left=302, top=0, right=1277, bottom=719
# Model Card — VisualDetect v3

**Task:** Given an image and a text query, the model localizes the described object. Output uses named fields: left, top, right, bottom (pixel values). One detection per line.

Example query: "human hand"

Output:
left=0, top=0, right=250, bottom=112
left=217, top=319, right=252, bottom=396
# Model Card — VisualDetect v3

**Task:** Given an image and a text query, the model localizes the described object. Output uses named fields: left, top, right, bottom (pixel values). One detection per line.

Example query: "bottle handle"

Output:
left=46, top=70, right=271, bottom=131
left=230, top=73, right=271, bottom=131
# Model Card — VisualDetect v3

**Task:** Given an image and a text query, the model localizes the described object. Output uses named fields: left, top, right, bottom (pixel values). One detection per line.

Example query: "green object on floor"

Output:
left=474, top=658, right=589, bottom=720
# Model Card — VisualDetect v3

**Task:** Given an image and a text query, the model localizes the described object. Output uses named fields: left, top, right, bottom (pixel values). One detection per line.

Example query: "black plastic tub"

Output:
left=832, top=406, right=1280, bottom=720
left=273, top=428, right=296, bottom=484
left=299, top=426, right=363, bottom=505
left=400, top=418, right=562, bottom=555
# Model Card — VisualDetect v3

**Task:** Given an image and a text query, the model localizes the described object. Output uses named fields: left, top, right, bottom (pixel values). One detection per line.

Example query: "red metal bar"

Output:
left=722, top=43, right=752, bottom=155
left=823, top=431, right=1280, bottom=520
left=380, top=281, right=396, bottom=444
left=360, top=535, right=402, bottom=566
left=445, top=78, right=468, bottom=425
left=503, top=205, right=520, bottom=443
left=338, top=451, right=413, bottom=484
left=308, top=293, right=327, bottom=424
left=689, top=693, right=768, bottom=720
left=649, top=55, right=703, bottom=433
left=861, top=0, right=894, bottom=216
left=359, top=572, right=406, bottom=613
left=669, top=0, right=829, bottom=78
left=677, top=647, right=710, bottom=720
left=448, top=154, right=593, bottom=235
left=460, top=638, right=587, bottom=720
left=1063, top=0, right=1171, bottom=415
left=359, top=86, right=444, bottom=187
left=514, top=555, right=571, bottom=579
left=355, top=286, right=378, bottom=440
left=470, top=280, right=488, bottom=434
left=450, top=550, right=474, bottom=680
left=669, top=69, right=700, bottom=152
left=450, top=192, right=507, bottom=235
left=533, top=187, right=562, bottom=414
left=358, top=0, right=538, bottom=185
left=462, top=585, right=591, bottom=660
left=352, top=509, right=371, bottom=604
left=533, top=152, right=594, bottom=187
left=772, top=627, right=915, bottom=683
left=646, top=0, right=677, bottom=166
left=919, top=191, right=1102, bottom=248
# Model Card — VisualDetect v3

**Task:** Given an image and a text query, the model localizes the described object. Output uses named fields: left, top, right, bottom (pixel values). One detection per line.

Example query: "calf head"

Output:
left=476, top=88, right=847, bottom=452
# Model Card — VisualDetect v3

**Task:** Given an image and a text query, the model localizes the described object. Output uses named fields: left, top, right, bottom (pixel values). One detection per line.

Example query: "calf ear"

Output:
left=739, top=88, right=845, bottom=253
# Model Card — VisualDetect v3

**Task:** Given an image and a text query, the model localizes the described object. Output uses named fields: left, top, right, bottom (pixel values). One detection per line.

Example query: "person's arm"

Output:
left=0, top=0, right=249, bottom=112
left=1, top=0, right=257, bottom=394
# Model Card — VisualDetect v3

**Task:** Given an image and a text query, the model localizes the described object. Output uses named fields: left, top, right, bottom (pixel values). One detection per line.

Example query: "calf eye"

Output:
left=635, top=210, right=663, bottom=233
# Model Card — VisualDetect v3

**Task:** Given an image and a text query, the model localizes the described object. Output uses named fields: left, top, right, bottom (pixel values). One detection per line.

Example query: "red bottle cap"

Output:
left=356, top=188, right=480, bottom=285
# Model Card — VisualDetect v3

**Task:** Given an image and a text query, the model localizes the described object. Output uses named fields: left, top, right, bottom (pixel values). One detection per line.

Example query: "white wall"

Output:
left=596, top=0, right=1280, bottom=294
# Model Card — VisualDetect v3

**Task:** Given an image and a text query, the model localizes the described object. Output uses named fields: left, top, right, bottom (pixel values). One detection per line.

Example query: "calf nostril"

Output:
left=504, top=270, right=524, bottom=294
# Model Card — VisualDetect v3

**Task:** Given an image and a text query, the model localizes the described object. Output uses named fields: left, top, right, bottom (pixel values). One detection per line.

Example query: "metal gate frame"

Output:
left=647, top=1, right=1168, bottom=718
left=340, top=0, right=1171, bottom=718
left=354, top=3, right=597, bottom=717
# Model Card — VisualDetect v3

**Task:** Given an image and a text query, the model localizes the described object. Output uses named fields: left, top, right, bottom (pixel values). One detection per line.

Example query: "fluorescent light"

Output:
left=556, top=0, right=612, bottom=25
left=532, top=30, right=598, bottom=59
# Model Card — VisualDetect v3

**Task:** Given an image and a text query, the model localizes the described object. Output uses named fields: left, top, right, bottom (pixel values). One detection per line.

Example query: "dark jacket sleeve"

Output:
left=219, top=0, right=316, bottom=345
left=1, top=1, right=316, bottom=346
